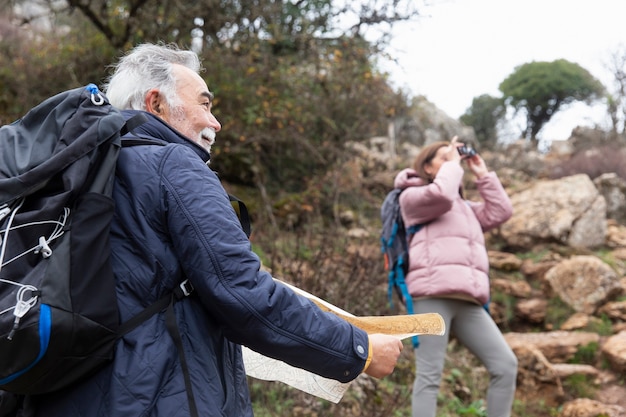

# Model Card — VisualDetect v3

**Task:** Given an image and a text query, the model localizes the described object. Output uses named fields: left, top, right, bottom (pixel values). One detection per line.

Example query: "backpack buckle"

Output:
left=179, top=279, right=194, bottom=297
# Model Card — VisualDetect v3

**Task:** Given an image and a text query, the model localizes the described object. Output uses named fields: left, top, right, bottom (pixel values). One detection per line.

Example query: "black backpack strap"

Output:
left=117, top=280, right=199, bottom=417
left=119, top=113, right=149, bottom=137
left=229, top=194, right=251, bottom=238
left=164, top=295, right=199, bottom=417
left=121, top=136, right=168, bottom=147
left=117, top=280, right=194, bottom=336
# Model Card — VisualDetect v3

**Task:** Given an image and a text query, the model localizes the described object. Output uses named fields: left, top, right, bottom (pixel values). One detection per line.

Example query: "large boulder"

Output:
left=546, top=256, right=622, bottom=314
left=501, top=174, right=607, bottom=249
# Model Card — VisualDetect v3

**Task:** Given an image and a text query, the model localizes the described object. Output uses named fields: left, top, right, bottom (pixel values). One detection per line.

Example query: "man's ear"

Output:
left=145, top=89, right=163, bottom=116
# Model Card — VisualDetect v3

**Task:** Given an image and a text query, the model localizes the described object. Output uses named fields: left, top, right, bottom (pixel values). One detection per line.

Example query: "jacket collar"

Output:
left=121, top=110, right=211, bottom=164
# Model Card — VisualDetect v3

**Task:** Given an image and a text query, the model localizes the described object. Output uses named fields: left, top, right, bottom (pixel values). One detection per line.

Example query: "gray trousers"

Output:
left=411, top=298, right=518, bottom=417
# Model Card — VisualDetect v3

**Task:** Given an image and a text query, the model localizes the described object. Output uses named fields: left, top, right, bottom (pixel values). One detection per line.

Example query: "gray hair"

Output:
left=104, top=43, right=202, bottom=110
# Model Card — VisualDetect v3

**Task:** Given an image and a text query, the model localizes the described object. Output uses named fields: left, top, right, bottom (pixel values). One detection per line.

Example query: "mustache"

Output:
left=201, top=128, right=216, bottom=145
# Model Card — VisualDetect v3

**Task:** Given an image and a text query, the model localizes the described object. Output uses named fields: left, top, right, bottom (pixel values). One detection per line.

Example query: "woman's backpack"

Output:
left=380, top=187, right=423, bottom=348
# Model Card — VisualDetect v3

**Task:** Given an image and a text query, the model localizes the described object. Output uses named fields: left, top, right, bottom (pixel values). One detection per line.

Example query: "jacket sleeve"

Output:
left=158, top=145, right=369, bottom=383
left=398, top=161, right=464, bottom=226
left=469, top=171, right=513, bottom=231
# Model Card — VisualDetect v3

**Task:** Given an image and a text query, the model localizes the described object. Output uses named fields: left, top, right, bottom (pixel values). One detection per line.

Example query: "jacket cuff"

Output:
left=362, top=337, right=373, bottom=373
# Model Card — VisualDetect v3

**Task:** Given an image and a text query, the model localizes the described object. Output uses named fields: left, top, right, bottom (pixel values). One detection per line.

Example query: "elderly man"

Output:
left=29, top=43, right=403, bottom=417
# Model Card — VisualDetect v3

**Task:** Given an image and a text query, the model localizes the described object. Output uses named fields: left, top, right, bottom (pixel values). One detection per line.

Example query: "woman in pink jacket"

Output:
left=394, top=138, right=518, bottom=417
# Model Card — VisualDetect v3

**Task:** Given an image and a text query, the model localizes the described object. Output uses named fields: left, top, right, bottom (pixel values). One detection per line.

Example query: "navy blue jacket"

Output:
left=33, top=111, right=369, bottom=416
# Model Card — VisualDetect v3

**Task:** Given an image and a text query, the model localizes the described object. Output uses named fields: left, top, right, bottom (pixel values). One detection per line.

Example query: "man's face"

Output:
left=162, top=64, right=221, bottom=153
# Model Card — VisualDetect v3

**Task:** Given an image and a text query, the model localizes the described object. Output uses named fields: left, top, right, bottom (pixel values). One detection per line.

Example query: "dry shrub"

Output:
left=548, top=143, right=626, bottom=180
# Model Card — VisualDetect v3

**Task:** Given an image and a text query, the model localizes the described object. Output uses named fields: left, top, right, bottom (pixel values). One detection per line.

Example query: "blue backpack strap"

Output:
left=383, top=221, right=400, bottom=308
left=393, top=261, right=420, bottom=349
left=388, top=224, right=424, bottom=350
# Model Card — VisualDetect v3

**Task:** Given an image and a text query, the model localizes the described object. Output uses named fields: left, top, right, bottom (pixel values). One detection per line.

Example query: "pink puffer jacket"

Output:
left=393, top=161, right=513, bottom=305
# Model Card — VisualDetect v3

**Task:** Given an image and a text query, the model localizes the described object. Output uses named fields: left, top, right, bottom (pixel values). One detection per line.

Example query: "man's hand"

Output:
left=364, top=334, right=404, bottom=378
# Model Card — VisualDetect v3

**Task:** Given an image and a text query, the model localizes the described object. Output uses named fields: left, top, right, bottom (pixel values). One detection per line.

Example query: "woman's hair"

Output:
left=104, top=43, right=202, bottom=111
left=411, top=141, right=449, bottom=182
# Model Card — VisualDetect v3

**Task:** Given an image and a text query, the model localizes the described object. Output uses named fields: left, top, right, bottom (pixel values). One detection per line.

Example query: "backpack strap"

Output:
left=118, top=113, right=149, bottom=137
left=388, top=224, right=423, bottom=350
left=164, top=290, right=199, bottom=417
left=116, top=280, right=198, bottom=417
left=229, top=194, right=251, bottom=238
left=391, top=264, right=419, bottom=349
left=116, top=280, right=194, bottom=336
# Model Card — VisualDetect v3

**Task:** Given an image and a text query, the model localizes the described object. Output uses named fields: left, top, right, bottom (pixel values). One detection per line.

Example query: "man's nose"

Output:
left=209, top=114, right=221, bottom=132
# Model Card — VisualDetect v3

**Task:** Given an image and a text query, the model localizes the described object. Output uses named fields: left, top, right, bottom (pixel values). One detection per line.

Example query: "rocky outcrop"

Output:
left=500, top=174, right=607, bottom=249
left=488, top=247, right=626, bottom=413
left=545, top=256, right=622, bottom=314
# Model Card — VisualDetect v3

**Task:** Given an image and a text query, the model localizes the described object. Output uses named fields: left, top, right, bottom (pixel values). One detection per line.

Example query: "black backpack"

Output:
left=380, top=187, right=423, bottom=348
left=0, top=84, right=195, bottom=396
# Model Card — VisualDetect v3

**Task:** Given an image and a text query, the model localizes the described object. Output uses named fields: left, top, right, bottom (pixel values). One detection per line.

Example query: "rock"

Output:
left=568, top=196, right=607, bottom=248
left=511, top=344, right=564, bottom=402
left=607, top=222, right=626, bottom=248
left=488, top=250, right=523, bottom=271
left=601, top=331, right=626, bottom=374
left=501, top=174, right=607, bottom=249
left=546, top=256, right=622, bottom=314
left=521, top=258, right=560, bottom=281
left=551, top=363, right=599, bottom=378
left=560, top=398, right=626, bottom=417
left=505, top=331, right=600, bottom=363
left=594, top=173, right=626, bottom=225
left=491, top=278, right=532, bottom=298
left=560, top=313, right=594, bottom=331
left=598, top=301, right=626, bottom=321
left=515, top=298, right=548, bottom=323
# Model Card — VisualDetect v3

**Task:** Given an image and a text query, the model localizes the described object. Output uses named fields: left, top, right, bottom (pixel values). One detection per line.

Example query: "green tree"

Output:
left=460, top=94, right=505, bottom=150
left=499, top=59, right=605, bottom=145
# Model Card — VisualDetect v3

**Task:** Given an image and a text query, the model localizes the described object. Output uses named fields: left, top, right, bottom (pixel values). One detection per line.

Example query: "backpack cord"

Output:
left=0, top=199, right=24, bottom=275
left=0, top=208, right=69, bottom=269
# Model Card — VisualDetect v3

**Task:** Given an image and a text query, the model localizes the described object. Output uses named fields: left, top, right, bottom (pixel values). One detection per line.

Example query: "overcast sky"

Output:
left=380, top=0, right=626, bottom=141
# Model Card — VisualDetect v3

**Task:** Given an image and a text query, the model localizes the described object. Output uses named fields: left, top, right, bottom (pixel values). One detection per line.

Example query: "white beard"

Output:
left=198, top=127, right=216, bottom=154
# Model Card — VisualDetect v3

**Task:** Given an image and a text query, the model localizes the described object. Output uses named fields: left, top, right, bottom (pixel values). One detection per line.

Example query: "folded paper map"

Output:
left=243, top=279, right=446, bottom=403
